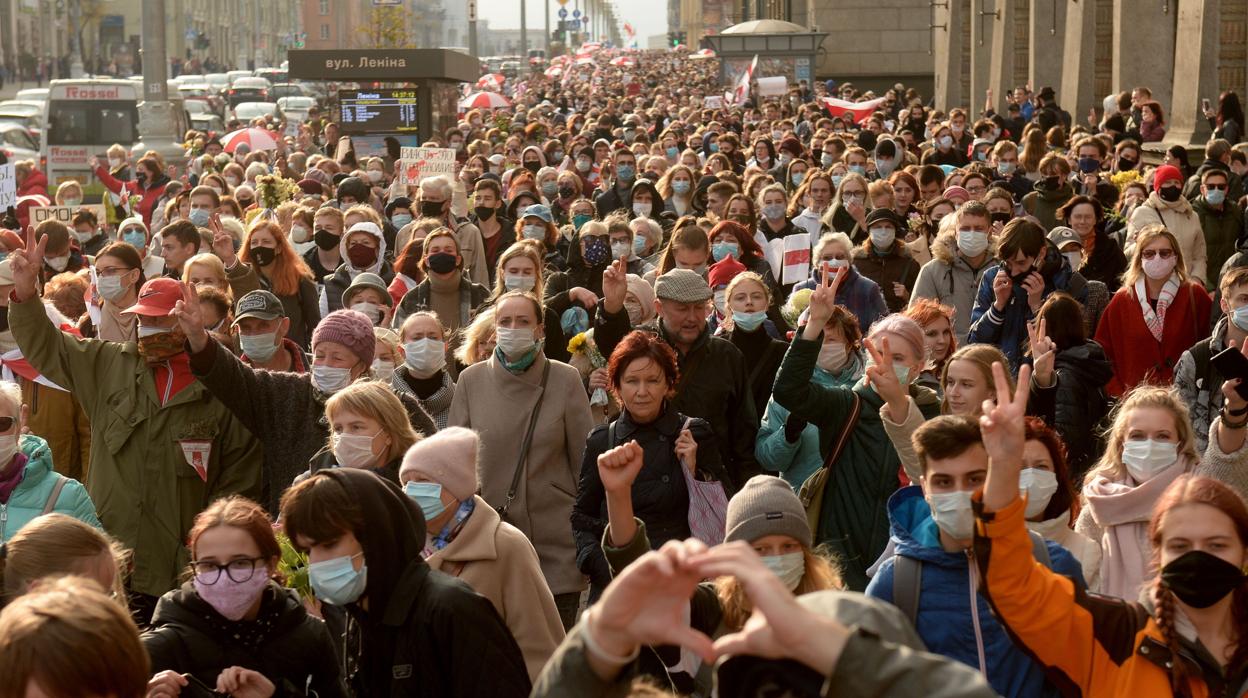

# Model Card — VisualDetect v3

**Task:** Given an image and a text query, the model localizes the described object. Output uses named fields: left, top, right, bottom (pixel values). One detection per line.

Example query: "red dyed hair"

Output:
left=707, top=220, right=764, bottom=264
left=187, top=496, right=281, bottom=566
left=1023, top=416, right=1078, bottom=524
left=606, top=330, right=680, bottom=401
left=904, top=298, right=958, bottom=374
left=240, top=218, right=313, bottom=297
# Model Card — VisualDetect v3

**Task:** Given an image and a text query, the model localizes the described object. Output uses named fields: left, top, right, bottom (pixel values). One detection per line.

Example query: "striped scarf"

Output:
left=1135, top=274, right=1179, bottom=342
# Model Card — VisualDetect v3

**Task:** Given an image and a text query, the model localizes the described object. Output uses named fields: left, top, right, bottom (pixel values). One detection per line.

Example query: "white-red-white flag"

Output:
left=732, top=55, right=758, bottom=107
left=818, top=96, right=888, bottom=124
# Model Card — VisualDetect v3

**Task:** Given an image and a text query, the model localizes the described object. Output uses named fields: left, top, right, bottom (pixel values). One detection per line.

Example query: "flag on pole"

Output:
left=732, top=55, right=758, bottom=107
left=818, top=96, right=888, bottom=124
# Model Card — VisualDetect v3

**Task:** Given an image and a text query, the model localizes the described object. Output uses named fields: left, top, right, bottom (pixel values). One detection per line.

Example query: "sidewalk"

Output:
left=0, top=79, right=47, bottom=101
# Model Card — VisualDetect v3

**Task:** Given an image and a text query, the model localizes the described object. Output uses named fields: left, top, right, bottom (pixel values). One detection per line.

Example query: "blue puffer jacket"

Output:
left=0, top=434, right=101, bottom=542
left=866, top=486, right=1084, bottom=698
left=755, top=353, right=865, bottom=489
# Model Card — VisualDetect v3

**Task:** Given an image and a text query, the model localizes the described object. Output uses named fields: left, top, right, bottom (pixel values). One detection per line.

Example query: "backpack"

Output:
left=892, top=530, right=1052, bottom=627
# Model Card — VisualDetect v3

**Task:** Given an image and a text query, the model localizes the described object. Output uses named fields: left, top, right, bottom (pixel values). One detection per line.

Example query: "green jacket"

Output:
left=0, top=433, right=100, bottom=542
left=9, top=297, right=263, bottom=597
left=1193, top=197, right=1244, bottom=287
left=772, top=336, right=940, bottom=591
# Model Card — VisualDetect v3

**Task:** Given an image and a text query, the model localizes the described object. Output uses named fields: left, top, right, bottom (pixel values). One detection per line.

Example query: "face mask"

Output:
left=312, top=364, right=353, bottom=394
left=672, top=180, right=691, bottom=195
left=1019, top=468, right=1059, bottom=518
left=611, top=241, right=632, bottom=261
left=938, top=135, right=953, bottom=150
left=522, top=224, right=546, bottom=241
left=712, top=242, right=739, bottom=262
left=616, top=164, right=636, bottom=182
left=712, top=289, right=727, bottom=314
left=552, top=151, right=565, bottom=162
left=72, top=229, right=95, bottom=243
left=490, top=166, right=503, bottom=175
left=503, top=271, right=537, bottom=293
left=762, top=203, right=786, bottom=220
left=709, top=142, right=720, bottom=153
left=108, top=157, right=122, bottom=168
left=1059, top=250, right=1082, bottom=271
left=137, top=326, right=186, bottom=363
left=997, top=161, right=1016, bottom=176
left=290, top=225, right=311, bottom=243
left=404, top=338, right=447, bottom=376
left=1039, top=175, right=1061, bottom=191
left=576, top=159, right=592, bottom=173
left=831, top=174, right=843, bottom=188
left=928, top=490, right=975, bottom=540
left=332, top=430, right=382, bottom=469
left=666, top=146, right=679, bottom=159
left=1121, top=439, right=1179, bottom=481
left=404, top=481, right=448, bottom=521
left=541, top=182, right=558, bottom=197
left=1160, top=550, right=1246, bottom=609
left=391, top=213, right=413, bottom=229
left=580, top=237, right=610, bottom=266
left=420, top=200, right=446, bottom=217
left=427, top=252, right=458, bottom=274
left=778, top=154, right=793, bottom=167
left=875, top=159, right=896, bottom=177
left=761, top=551, right=805, bottom=592
left=892, top=363, right=911, bottom=385
left=193, top=564, right=270, bottom=621
left=46, top=255, right=70, bottom=272
left=556, top=184, right=576, bottom=199
left=1206, top=189, right=1227, bottom=206
left=848, top=165, right=866, bottom=177
left=1231, top=305, right=1248, bottom=333
left=240, top=331, right=280, bottom=362
left=1077, top=157, right=1100, bottom=174
left=956, top=229, right=989, bottom=257
left=869, top=227, right=895, bottom=250
left=821, top=153, right=835, bottom=167
left=475, top=205, right=497, bottom=221
left=136, top=172, right=148, bottom=186
left=351, top=302, right=382, bottom=325
left=372, top=359, right=395, bottom=379
left=1142, top=254, right=1178, bottom=281
left=975, top=150, right=989, bottom=162
left=225, top=176, right=240, bottom=187
left=249, top=246, right=276, bottom=267
left=346, top=243, right=378, bottom=269
left=629, top=232, right=649, bottom=256
left=97, top=274, right=130, bottom=302
left=0, top=431, right=17, bottom=467
left=632, top=202, right=652, bottom=217
left=1117, top=157, right=1137, bottom=171
left=817, top=341, right=849, bottom=372
left=314, top=229, right=341, bottom=251
left=308, top=553, right=367, bottom=605
left=732, top=310, right=767, bottom=332
left=495, top=326, right=537, bottom=357
left=63, top=197, right=82, bottom=208
left=524, top=161, right=541, bottom=174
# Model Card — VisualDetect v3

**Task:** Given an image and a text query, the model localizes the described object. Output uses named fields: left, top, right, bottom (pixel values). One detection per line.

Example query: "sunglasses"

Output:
left=1141, top=248, right=1175, bottom=260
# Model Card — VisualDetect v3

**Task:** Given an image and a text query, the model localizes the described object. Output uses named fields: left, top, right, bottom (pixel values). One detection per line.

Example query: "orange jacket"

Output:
left=972, top=493, right=1240, bottom=697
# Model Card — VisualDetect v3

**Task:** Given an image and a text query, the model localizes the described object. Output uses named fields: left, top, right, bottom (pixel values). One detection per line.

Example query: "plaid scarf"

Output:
left=1135, top=274, right=1179, bottom=342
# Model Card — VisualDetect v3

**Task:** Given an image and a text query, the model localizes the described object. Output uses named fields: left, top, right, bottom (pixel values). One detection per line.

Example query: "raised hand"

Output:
left=88, top=155, right=101, bottom=170
left=1222, top=339, right=1248, bottom=412
left=11, top=225, right=47, bottom=302
left=171, top=281, right=210, bottom=353
left=1021, top=271, right=1045, bottom=312
left=981, top=361, right=1032, bottom=511
left=210, top=215, right=237, bottom=267
left=568, top=286, right=599, bottom=309
left=601, top=256, right=629, bottom=314
left=1027, top=317, right=1056, bottom=388
left=865, top=335, right=909, bottom=418
left=991, top=270, right=1013, bottom=311
left=802, top=263, right=843, bottom=338
left=598, top=440, right=644, bottom=495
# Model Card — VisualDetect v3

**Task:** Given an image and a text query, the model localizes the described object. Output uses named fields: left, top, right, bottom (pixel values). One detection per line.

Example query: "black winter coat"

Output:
left=143, top=582, right=347, bottom=697
left=1078, top=227, right=1128, bottom=292
left=1029, top=341, right=1113, bottom=479
left=572, top=409, right=722, bottom=599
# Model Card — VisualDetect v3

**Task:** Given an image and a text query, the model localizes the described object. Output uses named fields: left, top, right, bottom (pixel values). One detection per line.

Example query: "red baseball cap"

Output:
left=122, top=278, right=181, bottom=317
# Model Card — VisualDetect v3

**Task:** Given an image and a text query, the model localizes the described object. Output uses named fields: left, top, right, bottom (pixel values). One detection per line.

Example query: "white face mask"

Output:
left=817, top=341, right=849, bottom=372
left=371, top=359, right=395, bottom=378
left=97, top=274, right=129, bottom=302
left=403, top=338, right=446, bottom=377
left=956, top=229, right=989, bottom=257
left=761, top=551, right=805, bottom=592
left=108, top=157, right=123, bottom=169
left=0, top=430, right=18, bottom=467
left=224, top=176, right=240, bottom=188
left=495, top=326, right=537, bottom=357
left=1018, top=468, right=1059, bottom=519
left=239, top=331, right=280, bottom=363
left=290, top=225, right=311, bottom=244
left=312, top=364, right=353, bottom=394
left=1121, top=439, right=1179, bottom=482
left=350, top=302, right=382, bottom=325
left=927, top=490, right=975, bottom=540
left=633, top=202, right=652, bottom=217
left=46, top=255, right=70, bottom=272
left=332, top=430, right=382, bottom=469
left=504, top=274, right=536, bottom=292
left=1063, top=250, right=1082, bottom=271
left=73, top=229, right=95, bottom=243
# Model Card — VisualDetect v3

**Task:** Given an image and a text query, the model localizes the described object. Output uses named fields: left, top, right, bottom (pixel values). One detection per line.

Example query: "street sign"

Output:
left=573, top=8, right=581, bottom=17
left=557, top=8, right=567, bottom=18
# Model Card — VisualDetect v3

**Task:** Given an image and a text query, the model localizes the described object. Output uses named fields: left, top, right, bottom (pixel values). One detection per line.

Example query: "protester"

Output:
left=0, top=513, right=126, bottom=601
left=1126, top=164, right=1207, bottom=286
left=910, top=201, right=996, bottom=343
left=392, top=227, right=490, bottom=331
left=218, top=216, right=320, bottom=348
left=231, top=289, right=309, bottom=373
left=1175, top=267, right=1248, bottom=451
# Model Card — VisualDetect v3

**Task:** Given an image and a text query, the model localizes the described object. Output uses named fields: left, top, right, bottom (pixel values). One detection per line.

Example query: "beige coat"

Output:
left=1126, top=192, right=1207, bottom=284
left=447, top=353, right=593, bottom=596
left=426, top=495, right=565, bottom=681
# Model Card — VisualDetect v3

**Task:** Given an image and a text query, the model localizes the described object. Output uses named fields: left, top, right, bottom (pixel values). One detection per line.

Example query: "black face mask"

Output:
left=421, top=200, right=445, bottom=218
left=1117, top=157, right=1137, bottom=171
left=524, top=161, right=541, bottom=174
left=1037, top=175, right=1061, bottom=191
left=250, top=246, right=276, bottom=267
left=1159, top=186, right=1183, bottom=202
left=313, top=228, right=341, bottom=251
left=474, top=205, right=496, bottom=221
left=426, top=252, right=458, bottom=275
left=1161, top=550, right=1245, bottom=608
left=990, top=211, right=1012, bottom=225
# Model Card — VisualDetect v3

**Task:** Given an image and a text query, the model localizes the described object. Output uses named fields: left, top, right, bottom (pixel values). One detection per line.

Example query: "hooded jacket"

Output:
left=1029, top=341, right=1114, bottom=475
left=317, top=469, right=530, bottom=697
left=866, top=486, right=1084, bottom=698
left=910, top=230, right=995, bottom=343
left=142, top=582, right=346, bottom=697
left=319, top=224, right=395, bottom=315
left=1022, top=180, right=1074, bottom=231
left=0, top=434, right=100, bottom=542
left=1127, top=192, right=1207, bottom=283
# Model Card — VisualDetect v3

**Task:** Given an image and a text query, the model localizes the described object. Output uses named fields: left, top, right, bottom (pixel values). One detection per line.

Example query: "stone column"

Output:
left=932, top=0, right=964, bottom=112
left=1029, top=0, right=1065, bottom=93
left=987, top=0, right=1021, bottom=117
left=1113, top=0, right=1177, bottom=113
left=1166, top=0, right=1219, bottom=147
left=1059, top=0, right=1097, bottom=121
left=969, top=0, right=997, bottom=116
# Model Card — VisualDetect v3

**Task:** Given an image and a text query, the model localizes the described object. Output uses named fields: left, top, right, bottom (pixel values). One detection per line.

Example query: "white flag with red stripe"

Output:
left=732, top=55, right=758, bottom=107
left=818, top=96, right=888, bottom=124
left=781, top=232, right=812, bottom=285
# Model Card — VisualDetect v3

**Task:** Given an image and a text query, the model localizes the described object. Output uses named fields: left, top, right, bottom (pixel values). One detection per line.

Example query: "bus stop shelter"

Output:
left=703, top=20, right=827, bottom=92
left=287, top=49, right=478, bottom=144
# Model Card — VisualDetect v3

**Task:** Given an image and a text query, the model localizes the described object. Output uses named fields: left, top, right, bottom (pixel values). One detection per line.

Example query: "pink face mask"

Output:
left=193, top=564, right=270, bottom=621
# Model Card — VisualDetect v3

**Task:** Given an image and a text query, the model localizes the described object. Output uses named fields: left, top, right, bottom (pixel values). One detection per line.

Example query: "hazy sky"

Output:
left=477, top=0, right=669, bottom=41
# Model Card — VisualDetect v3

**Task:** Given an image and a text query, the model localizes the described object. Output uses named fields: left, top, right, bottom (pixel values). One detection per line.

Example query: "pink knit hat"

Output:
left=399, top=426, right=478, bottom=501
left=866, top=314, right=926, bottom=363
left=312, top=309, right=376, bottom=366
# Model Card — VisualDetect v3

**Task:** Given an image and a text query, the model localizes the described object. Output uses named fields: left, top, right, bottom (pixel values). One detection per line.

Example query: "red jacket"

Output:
left=16, top=168, right=48, bottom=198
left=93, top=165, right=169, bottom=228
left=1094, top=280, right=1211, bottom=396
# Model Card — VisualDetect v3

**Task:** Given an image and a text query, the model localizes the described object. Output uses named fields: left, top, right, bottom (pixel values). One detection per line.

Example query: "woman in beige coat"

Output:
left=1126, top=165, right=1207, bottom=286
left=400, top=427, right=565, bottom=681
left=447, top=290, right=593, bottom=630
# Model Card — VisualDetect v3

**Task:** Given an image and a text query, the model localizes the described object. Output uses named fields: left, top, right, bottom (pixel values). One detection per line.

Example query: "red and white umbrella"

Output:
left=609, top=56, right=636, bottom=67
left=221, top=127, right=279, bottom=153
left=544, top=66, right=564, bottom=79
left=549, top=54, right=572, bottom=67
left=458, top=91, right=512, bottom=110
left=575, top=56, right=596, bottom=66
left=689, top=48, right=716, bottom=59
left=476, top=73, right=505, bottom=90
left=577, top=42, right=603, bottom=56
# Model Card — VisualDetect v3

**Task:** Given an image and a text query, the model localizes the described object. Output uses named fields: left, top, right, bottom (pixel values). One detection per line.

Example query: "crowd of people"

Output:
left=1, top=45, right=1248, bottom=697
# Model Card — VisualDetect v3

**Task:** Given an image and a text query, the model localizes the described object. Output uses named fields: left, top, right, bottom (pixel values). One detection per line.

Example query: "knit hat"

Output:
left=400, top=426, right=478, bottom=501
left=866, top=314, right=925, bottom=363
left=655, top=268, right=712, bottom=303
left=312, top=309, right=376, bottom=366
left=1154, top=164, right=1184, bottom=193
left=724, top=475, right=812, bottom=549
left=296, top=178, right=324, bottom=197
left=707, top=254, right=747, bottom=289
left=336, top=176, right=370, bottom=204
left=625, top=273, right=656, bottom=323
left=942, top=186, right=971, bottom=204
left=779, top=136, right=803, bottom=157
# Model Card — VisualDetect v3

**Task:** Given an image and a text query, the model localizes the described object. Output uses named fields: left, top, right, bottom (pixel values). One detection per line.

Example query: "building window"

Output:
left=319, top=0, right=330, bottom=15
left=320, top=23, right=331, bottom=40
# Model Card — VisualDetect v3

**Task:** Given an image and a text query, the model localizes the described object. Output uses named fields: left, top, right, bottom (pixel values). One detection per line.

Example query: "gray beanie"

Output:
left=724, top=475, right=812, bottom=549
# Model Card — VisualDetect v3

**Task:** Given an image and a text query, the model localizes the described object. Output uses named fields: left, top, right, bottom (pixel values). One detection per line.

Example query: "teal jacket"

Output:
left=772, top=335, right=941, bottom=591
left=755, top=353, right=865, bottom=490
left=0, top=434, right=100, bottom=542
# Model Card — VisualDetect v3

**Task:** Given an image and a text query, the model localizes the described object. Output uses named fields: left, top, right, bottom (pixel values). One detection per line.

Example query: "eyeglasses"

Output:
left=95, top=266, right=134, bottom=277
left=1141, top=248, right=1175, bottom=260
left=191, top=557, right=265, bottom=584
left=0, top=417, right=15, bottom=432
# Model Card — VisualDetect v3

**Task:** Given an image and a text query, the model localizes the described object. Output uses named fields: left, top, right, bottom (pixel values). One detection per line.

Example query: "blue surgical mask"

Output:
left=404, top=481, right=447, bottom=520
left=732, top=310, right=767, bottom=332
left=893, top=363, right=911, bottom=385
left=672, top=180, right=691, bottom=195
left=848, top=165, right=866, bottom=176
left=522, top=224, right=546, bottom=241
left=616, top=164, right=636, bottom=182
left=541, top=181, right=558, bottom=197
left=666, top=146, right=679, bottom=158
left=712, top=241, right=739, bottom=262
left=997, top=161, right=1016, bottom=176
left=790, top=172, right=805, bottom=186
left=632, top=234, right=648, bottom=256
left=188, top=207, right=212, bottom=228
left=830, top=175, right=843, bottom=188
left=572, top=213, right=592, bottom=231
left=709, top=142, right=720, bottom=153
left=869, top=226, right=896, bottom=250
left=308, top=552, right=367, bottom=605
left=1207, top=188, right=1227, bottom=206
left=123, top=230, right=146, bottom=249
left=1231, top=304, right=1248, bottom=333
left=391, top=213, right=413, bottom=228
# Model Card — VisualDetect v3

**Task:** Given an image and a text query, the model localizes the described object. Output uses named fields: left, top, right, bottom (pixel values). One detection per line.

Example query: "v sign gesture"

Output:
left=800, top=262, right=846, bottom=340
left=981, top=361, right=1032, bottom=512
left=11, top=225, right=47, bottom=302
left=171, top=281, right=211, bottom=354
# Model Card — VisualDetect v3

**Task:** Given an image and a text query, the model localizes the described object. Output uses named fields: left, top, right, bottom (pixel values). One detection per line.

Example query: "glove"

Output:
left=783, top=415, right=807, bottom=443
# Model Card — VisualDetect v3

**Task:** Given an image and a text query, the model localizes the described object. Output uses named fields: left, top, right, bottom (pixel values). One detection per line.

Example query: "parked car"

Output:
left=276, top=96, right=315, bottom=124
left=190, top=113, right=227, bottom=135
left=226, top=70, right=253, bottom=86
left=227, top=77, right=272, bottom=108
left=0, top=122, right=40, bottom=163
left=0, top=110, right=41, bottom=140
left=232, top=101, right=281, bottom=122
left=14, top=88, right=48, bottom=103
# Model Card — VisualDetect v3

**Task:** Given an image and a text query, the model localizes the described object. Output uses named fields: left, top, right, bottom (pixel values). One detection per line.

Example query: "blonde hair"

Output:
left=0, top=576, right=149, bottom=698
left=1085, top=386, right=1200, bottom=486
left=1123, top=225, right=1189, bottom=288
left=940, top=344, right=1014, bottom=416
left=0, top=380, right=21, bottom=417
left=714, top=548, right=841, bottom=631
left=1, top=514, right=129, bottom=604
left=456, top=307, right=496, bottom=365
left=182, top=252, right=228, bottom=287
left=324, top=381, right=423, bottom=463
left=492, top=240, right=546, bottom=300
left=725, top=271, right=771, bottom=305
left=373, top=327, right=402, bottom=365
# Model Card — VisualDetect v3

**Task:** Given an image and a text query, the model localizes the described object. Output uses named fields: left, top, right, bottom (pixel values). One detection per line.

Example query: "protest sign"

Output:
left=397, top=147, right=456, bottom=187
left=0, top=164, right=14, bottom=210
left=31, top=205, right=108, bottom=226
